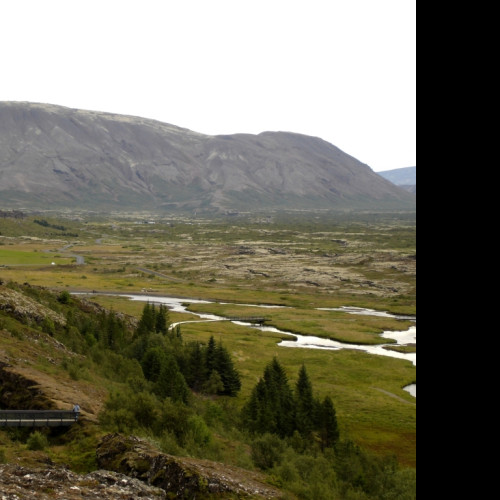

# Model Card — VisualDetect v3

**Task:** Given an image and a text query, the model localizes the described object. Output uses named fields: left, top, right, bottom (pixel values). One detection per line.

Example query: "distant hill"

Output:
left=378, top=167, right=416, bottom=193
left=0, top=102, right=416, bottom=213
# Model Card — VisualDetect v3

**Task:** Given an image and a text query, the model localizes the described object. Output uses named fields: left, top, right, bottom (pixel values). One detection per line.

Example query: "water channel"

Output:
left=78, top=293, right=416, bottom=396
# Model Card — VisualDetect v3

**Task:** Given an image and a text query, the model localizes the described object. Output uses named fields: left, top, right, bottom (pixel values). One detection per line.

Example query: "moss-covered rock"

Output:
left=0, top=286, right=66, bottom=327
left=97, top=433, right=283, bottom=499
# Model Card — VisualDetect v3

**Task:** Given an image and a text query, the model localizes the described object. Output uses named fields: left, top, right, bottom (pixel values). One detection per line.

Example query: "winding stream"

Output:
left=103, top=294, right=416, bottom=364
left=77, top=292, right=417, bottom=396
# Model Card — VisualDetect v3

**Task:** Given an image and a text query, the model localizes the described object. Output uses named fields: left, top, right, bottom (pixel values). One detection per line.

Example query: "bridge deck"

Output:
left=0, top=410, right=79, bottom=427
left=225, top=317, right=268, bottom=324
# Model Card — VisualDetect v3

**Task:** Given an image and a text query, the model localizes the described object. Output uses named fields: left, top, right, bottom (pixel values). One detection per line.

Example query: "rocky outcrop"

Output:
left=0, top=464, right=167, bottom=499
left=0, top=361, right=54, bottom=410
left=0, top=286, right=66, bottom=327
left=96, top=433, right=283, bottom=499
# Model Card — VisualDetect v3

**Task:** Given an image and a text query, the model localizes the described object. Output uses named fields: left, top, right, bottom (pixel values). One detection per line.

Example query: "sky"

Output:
left=0, top=0, right=416, bottom=172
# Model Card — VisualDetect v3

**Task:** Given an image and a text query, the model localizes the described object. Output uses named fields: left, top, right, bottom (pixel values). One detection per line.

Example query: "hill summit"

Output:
left=0, top=102, right=415, bottom=212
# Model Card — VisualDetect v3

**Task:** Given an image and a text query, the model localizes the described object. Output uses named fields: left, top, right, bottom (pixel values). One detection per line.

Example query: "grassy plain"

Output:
left=0, top=247, right=73, bottom=266
left=0, top=210, right=416, bottom=465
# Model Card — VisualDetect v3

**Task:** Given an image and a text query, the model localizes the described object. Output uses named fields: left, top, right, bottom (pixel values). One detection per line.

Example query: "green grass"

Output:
left=86, top=292, right=416, bottom=466
left=177, top=319, right=416, bottom=466
left=184, top=302, right=414, bottom=344
left=0, top=249, right=73, bottom=266
left=1, top=211, right=416, bottom=467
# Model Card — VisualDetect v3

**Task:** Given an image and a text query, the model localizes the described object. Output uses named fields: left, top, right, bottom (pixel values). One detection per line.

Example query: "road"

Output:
left=136, top=267, right=186, bottom=283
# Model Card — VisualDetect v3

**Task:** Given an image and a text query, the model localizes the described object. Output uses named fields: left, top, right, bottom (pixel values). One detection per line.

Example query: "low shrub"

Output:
left=27, top=431, right=49, bottom=451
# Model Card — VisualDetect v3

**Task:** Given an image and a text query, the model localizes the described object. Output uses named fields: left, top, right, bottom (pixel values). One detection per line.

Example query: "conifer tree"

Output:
left=264, top=357, right=295, bottom=437
left=103, top=311, right=126, bottom=351
left=135, top=302, right=156, bottom=337
left=141, top=347, right=168, bottom=383
left=215, top=341, right=241, bottom=396
left=243, top=357, right=295, bottom=437
left=317, top=396, right=340, bottom=450
left=205, top=336, right=218, bottom=375
left=154, top=354, right=190, bottom=404
left=185, top=342, right=207, bottom=392
left=155, top=304, right=169, bottom=335
left=295, top=365, right=315, bottom=436
left=243, top=379, right=273, bottom=434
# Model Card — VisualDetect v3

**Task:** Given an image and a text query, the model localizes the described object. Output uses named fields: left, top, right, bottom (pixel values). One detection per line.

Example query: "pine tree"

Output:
left=135, top=302, right=156, bottom=337
left=243, top=379, right=274, bottom=434
left=265, top=357, right=295, bottom=437
left=155, top=304, right=169, bottom=335
left=295, top=365, right=315, bottom=436
left=103, top=311, right=126, bottom=351
left=141, top=347, right=168, bottom=383
left=317, top=396, right=340, bottom=450
left=205, top=336, right=218, bottom=375
left=243, top=357, right=295, bottom=437
left=185, top=342, right=207, bottom=391
left=155, top=355, right=190, bottom=404
left=215, top=342, right=241, bottom=396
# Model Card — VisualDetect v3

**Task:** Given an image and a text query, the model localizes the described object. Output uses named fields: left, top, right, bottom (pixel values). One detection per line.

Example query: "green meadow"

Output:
left=0, top=211, right=416, bottom=467
left=0, top=248, right=73, bottom=266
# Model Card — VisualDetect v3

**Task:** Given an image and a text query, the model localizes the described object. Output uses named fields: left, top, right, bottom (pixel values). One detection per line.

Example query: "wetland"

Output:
left=0, top=210, right=416, bottom=470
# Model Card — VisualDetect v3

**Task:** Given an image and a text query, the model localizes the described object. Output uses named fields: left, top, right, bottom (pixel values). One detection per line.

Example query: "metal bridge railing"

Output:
left=0, top=410, right=79, bottom=427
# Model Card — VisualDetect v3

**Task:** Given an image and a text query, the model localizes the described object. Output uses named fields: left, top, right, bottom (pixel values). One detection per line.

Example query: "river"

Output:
left=104, top=294, right=416, bottom=364
left=76, top=292, right=416, bottom=395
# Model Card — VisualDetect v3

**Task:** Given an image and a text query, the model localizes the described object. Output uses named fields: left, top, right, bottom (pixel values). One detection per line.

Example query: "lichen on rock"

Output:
left=0, top=286, right=66, bottom=327
left=0, top=464, right=167, bottom=499
left=97, top=433, right=283, bottom=499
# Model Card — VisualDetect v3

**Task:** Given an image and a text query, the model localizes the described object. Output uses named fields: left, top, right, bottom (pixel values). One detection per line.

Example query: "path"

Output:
left=136, top=267, right=186, bottom=283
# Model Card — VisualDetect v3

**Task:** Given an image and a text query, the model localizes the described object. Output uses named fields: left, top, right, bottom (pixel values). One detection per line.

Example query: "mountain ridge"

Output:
left=0, top=102, right=415, bottom=212
left=378, top=166, right=416, bottom=193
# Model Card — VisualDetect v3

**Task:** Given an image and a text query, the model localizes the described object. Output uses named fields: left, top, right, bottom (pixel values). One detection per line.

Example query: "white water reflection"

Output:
left=277, top=328, right=416, bottom=366
left=318, top=306, right=416, bottom=321
left=77, top=293, right=416, bottom=367
left=404, top=384, right=416, bottom=397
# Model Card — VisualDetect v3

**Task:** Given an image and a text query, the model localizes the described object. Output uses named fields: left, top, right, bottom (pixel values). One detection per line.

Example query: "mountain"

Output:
left=378, top=167, right=416, bottom=194
left=0, top=102, right=416, bottom=212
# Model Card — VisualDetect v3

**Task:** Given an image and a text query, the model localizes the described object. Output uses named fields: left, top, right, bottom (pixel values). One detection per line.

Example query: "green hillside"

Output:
left=0, top=211, right=416, bottom=499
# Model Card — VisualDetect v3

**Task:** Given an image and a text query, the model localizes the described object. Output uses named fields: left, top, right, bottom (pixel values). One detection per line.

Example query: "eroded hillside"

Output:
left=0, top=102, right=415, bottom=212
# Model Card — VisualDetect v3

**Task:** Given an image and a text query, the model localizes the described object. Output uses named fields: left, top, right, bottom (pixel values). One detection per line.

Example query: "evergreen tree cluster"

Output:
left=134, top=302, right=170, bottom=337
left=64, top=305, right=129, bottom=352
left=185, top=336, right=242, bottom=396
left=1, top=284, right=415, bottom=499
left=243, top=358, right=339, bottom=450
left=132, top=303, right=241, bottom=401
left=62, top=301, right=242, bottom=402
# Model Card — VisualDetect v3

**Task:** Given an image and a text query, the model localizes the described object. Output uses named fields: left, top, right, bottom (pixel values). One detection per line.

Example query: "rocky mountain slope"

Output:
left=0, top=102, right=415, bottom=212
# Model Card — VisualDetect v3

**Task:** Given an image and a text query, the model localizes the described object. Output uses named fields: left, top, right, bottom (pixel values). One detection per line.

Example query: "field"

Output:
left=0, top=210, right=416, bottom=466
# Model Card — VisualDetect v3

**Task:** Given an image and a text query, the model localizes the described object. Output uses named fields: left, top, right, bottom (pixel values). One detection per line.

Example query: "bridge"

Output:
left=0, top=410, right=80, bottom=427
left=224, top=317, right=268, bottom=325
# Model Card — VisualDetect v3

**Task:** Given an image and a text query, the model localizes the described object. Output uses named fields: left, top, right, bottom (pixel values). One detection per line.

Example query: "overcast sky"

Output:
left=1, top=0, right=416, bottom=172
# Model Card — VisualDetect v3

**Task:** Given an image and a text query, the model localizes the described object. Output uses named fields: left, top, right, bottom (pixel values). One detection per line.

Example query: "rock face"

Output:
left=0, top=361, right=54, bottom=410
left=96, top=433, right=283, bottom=499
left=0, top=464, right=167, bottom=499
left=0, top=286, right=66, bottom=327
left=0, top=101, right=415, bottom=212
